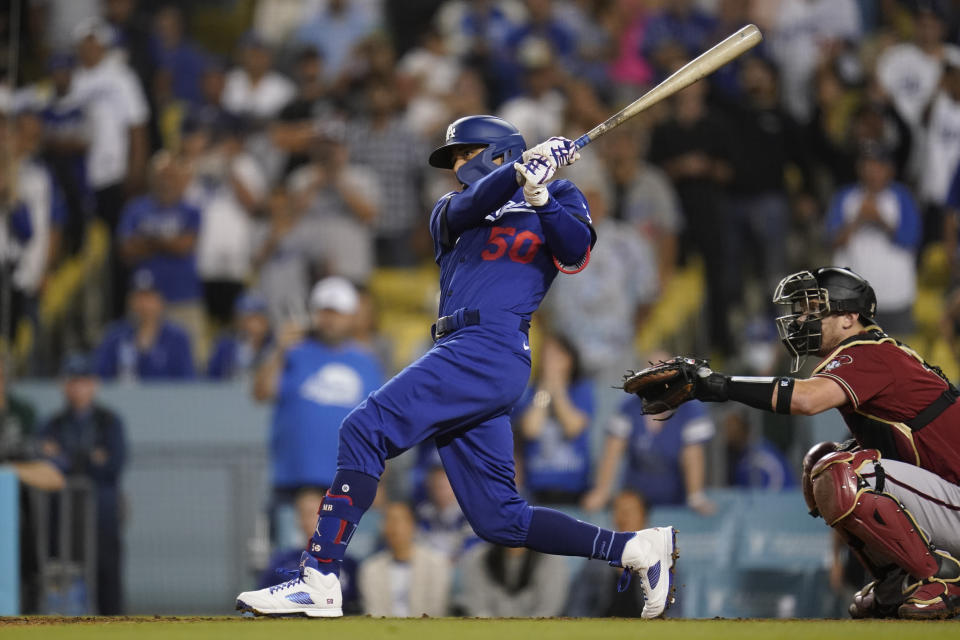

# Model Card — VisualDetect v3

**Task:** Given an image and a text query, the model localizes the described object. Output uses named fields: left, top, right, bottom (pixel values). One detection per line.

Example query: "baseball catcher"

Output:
left=624, top=267, right=960, bottom=619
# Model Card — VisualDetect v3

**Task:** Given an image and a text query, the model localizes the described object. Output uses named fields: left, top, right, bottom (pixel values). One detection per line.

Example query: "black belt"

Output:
left=431, top=309, right=530, bottom=341
left=905, top=386, right=960, bottom=432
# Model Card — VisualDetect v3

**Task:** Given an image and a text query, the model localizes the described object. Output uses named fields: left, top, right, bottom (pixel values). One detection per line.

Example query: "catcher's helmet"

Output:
left=772, top=267, right=877, bottom=372
left=428, top=115, right=526, bottom=185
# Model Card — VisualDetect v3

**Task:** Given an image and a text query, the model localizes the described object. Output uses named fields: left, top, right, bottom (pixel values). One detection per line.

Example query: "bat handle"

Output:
left=574, top=134, right=591, bottom=149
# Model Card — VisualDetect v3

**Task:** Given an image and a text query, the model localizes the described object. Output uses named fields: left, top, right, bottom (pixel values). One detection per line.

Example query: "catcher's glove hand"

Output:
left=622, top=356, right=727, bottom=415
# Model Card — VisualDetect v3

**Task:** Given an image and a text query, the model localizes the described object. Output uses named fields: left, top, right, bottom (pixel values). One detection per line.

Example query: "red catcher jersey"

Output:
left=812, top=329, right=960, bottom=485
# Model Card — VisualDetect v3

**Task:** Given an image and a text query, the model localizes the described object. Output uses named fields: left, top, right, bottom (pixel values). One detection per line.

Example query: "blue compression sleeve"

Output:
left=536, top=197, right=592, bottom=266
left=444, top=162, right=521, bottom=239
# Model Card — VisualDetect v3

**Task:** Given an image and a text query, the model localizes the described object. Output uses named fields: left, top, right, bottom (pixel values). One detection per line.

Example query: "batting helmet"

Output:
left=772, top=267, right=877, bottom=372
left=429, top=115, right=526, bottom=185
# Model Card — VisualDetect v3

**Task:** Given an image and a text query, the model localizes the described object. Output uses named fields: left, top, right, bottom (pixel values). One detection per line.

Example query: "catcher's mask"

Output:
left=772, top=267, right=877, bottom=372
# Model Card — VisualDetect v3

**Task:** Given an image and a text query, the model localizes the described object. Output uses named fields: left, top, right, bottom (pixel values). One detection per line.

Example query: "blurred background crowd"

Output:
left=2, top=0, right=960, bottom=619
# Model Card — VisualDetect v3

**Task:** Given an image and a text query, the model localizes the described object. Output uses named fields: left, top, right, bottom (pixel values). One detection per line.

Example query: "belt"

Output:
left=432, top=308, right=530, bottom=341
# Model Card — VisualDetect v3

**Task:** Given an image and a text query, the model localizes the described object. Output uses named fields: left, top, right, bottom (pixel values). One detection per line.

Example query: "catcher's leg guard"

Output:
left=810, top=449, right=940, bottom=581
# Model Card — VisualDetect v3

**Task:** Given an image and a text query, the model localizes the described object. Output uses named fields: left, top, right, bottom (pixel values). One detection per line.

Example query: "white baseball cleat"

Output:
left=619, top=526, right=679, bottom=619
left=236, top=552, right=343, bottom=617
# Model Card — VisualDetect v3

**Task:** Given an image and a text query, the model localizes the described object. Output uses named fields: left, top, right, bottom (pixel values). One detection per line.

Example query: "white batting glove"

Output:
left=515, top=154, right=556, bottom=206
left=523, top=136, right=580, bottom=167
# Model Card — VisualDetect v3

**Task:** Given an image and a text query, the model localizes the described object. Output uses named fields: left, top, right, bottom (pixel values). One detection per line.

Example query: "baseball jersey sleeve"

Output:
left=814, top=347, right=892, bottom=409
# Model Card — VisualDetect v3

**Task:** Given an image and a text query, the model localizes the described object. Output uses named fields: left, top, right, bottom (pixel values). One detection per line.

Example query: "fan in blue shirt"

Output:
left=93, top=269, right=195, bottom=380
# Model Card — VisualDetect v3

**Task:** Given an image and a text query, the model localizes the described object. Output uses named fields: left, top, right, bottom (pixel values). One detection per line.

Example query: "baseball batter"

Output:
left=236, top=115, right=678, bottom=619
left=626, top=267, right=960, bottom=619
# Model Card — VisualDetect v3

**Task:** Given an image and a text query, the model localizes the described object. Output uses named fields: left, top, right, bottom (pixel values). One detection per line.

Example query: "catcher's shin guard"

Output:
left=810, top=449, right=940, bottom=581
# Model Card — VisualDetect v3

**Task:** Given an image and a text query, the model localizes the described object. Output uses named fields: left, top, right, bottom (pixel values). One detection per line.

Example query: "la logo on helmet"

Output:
left=446, top=124, right=456, bottom=141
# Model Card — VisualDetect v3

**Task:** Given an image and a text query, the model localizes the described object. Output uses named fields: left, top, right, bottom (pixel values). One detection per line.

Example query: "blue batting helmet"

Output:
left=429, top=115, right=526, bottom=185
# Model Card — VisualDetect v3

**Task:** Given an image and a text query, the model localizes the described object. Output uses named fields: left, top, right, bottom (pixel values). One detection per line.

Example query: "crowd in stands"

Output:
left=3, top=0, right=960, bottom=617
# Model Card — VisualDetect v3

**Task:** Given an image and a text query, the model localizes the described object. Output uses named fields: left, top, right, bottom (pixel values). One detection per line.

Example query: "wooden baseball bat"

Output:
left=573, top=24, right=763, bottom=149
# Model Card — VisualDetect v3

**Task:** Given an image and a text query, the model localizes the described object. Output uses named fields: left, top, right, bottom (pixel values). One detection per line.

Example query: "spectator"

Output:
left=607, top=0, right=654, bottom=92
left=69, top=17, right=150, bottom=316
left=150, top=5, right=207, bottom=106
left=207, top=292, right=273, bottom=381
left=0, top=357, right=63, bottom=614
left=221, top=32, right=295, bottom=122
left=565, top=489, right=648, bottom=617
left=39, top=53, right=90, bottom=257
left=497, top=37, right=565, bottom=145
left=547, top=160, right=658, bottom=377
left=641, top=0, right=717, bottom=79
left=251, top=185, right=322, bottom=327
left=435, top=0, right=523, bottom=61
left=582, top=364, right=716, bottom=514
left=513, top=333, right=593, bottom=504
left=721, top=409, right=795, bottom=491
left=184, top=117, right=267, bottom=327
left=38, top=353, right=126, bottom=615
left=877, top=3, right=960, bottom=130
left=825, top=143, right=922, bottom=336
left=118, top=150, right=205, bottom=352
left=358, top=502, right=451, bottom=617
left=768, top=0, right=861, bottom=123
left=456, top=543, right=570, bottom=617
left=93, top=268, right=196, bottom=381
left=346, top=79, right=428, bottom=266
left=287, top=123, right=379, bottom=284
left=499, top=0, right=576, bottom=100
left=917, top=48, right=960, bottom=242
left=0, top=108, right=59, bottom=345
left=600, top=123, right=681, bottom=288
left=269, top=47, right=337, bottom=178
left=414, top=465, right=478, bottom=561
left=397, top=26, right=461, bottom=138
left=294, top=0, right=381, bottom=84
left=256, top=486, right=359, bottom=614
left=352, top=285, right=393, bottom=374
left=103, top=0, right=155, bottom=108
left=722, top=54, right=812, bottom=306
left=0, top=358, right=62, bottom=490
left=253, top=276, right=383, bottom=548
left=648, top=72, right=734, bottom=353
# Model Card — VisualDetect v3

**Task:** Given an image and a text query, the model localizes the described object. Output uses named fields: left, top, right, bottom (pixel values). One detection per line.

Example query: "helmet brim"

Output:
left=428, top=142, right=487, bottom=169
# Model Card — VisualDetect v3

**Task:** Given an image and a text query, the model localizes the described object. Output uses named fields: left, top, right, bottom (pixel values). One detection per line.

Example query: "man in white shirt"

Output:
left=221, top=33, right=295, bottom=122
left=70, top=16, right=150, bottom=318
left=825, top=143, right=923, bottom=336
left=877, top=5, right=960, bottom=131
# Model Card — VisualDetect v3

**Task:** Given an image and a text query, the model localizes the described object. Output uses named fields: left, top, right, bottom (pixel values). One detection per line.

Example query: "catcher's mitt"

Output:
left=622, top=356, right=711, bottom=415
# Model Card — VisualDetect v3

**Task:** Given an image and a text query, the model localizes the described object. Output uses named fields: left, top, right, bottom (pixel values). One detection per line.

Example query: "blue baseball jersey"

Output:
left=514, top=379, right=594, bottom=493
left=429, top=162, right=593, bottom=320
left=93, top=319, right=196, bottom=380
left=117, top=195, right=202, bottom=303
left=610, top=398, right=715, bottom=506
left=271, top=338, right=384, bottom=490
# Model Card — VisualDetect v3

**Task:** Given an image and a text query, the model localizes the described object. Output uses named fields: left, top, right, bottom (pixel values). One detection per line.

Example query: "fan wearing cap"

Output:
left=207, top=292, right=274, bottom=380
left=92, top=269, right=195, bottom=381
left=69, top=16, right=149, bottom=248
left=37, top=354, right=126, bottom=614
left=252, top=277, right=383, bottom=550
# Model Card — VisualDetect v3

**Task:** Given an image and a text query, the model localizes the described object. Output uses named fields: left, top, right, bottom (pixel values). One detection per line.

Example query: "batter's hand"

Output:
left=524, top=137, right=580, bottom=167
left=515, top=153, right=556, bottom=206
